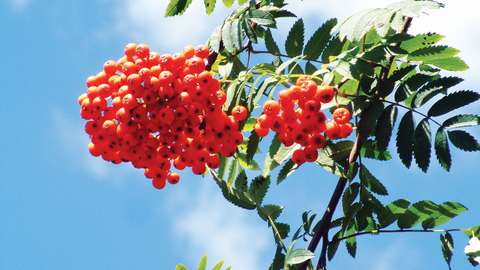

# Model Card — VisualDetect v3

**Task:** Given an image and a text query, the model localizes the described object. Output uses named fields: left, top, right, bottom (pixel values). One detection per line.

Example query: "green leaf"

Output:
left=231, top=19, right=243, bottom=52
left=440, top=232, right=454, bottom=269
left=222, top=0, right=234, bottom=8
left=270, top=246, right=285, bottom=270
left=360, top=140, right=392, bottom=161
left=204, top=0, right=216, bottom=15
left=408, top=46, right=459, bottom=62
left=397, top=200, right=439, bottom=229
left=448, top=130, right=480, bottom=152
left=412, top=76, right=464, bottom=108
left=396, top=111, right=415, bottom=168
left=357, top=100, right=384, bottom=141
left=303, top=18, right=337, bottom=60
left=422, top=202, right=468, bottom=229
left=375, top=104, right=398, bottom=151
left=260, top=28, right=275, bottom=49
left=176, top=264, right=188, bottom=270
left=435, top=128, right=451, bottom=171
left=261, top=204, right=284, bottom=222
left=248, top=175, right=270, bottom=206
left=210, top=169, right=256, bottom=210
left=315, top=152, right=348, bottom=178
left=378, top=199, right=410, bottom=228
left=277, top=159, right=298, bottom=184
left=342, top=183, right=360, bottom=214
left=380, top=64, right=416, bottom=98
left=285, top=19, right=304, bottom=57
left=322, top=36, right=346, bottom=63
left=246, top=130, right=261, bottom=163
left=285, top=249, right=315, bottom=265
left=442, top=114, right=480, bottom=129
left=242, top=19, right=257, bottom=44
left=237, top=152, right=260, bottom=170
left=328, top=230, right=343, bottom=261
left=414, top=118, right=431, bottom=172
left=401, top=32, right=445, bottom=53
left=395, top=73, right=433, bottom=103
left=264, top=134, right=282, bottom=176
left=345, top=229, right=357, bottom=258
left=165, top=0, right=193, bottom=17
left=234, top=169, right=248, bottom=192
left=274, top=222, right=290, bottom=239
left=226, top=156, right=237, bottom=186
left=323, top=140, right=354, bottom=162
left=211, top=260, right=224, bottom=270
left=359, top=164, right=388, bottom=195
left=428, top=90, right=480, bottom=117
left=425, top=56, right=469, bottom=71
left=246, top=10, right=276, bottom=26
left=198, top=254, right=208, bottom=270
left=305, top=61, right=317, bottom=76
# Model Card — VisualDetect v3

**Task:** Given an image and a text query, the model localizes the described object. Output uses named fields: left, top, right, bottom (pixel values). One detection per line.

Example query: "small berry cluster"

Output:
left=254, top=75, right=353, bottom=165
left=78, top=43, right=247, bottom=189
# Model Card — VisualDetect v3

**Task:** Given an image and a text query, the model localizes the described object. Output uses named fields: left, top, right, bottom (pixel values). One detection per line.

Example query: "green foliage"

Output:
left=175, top=255, right=231, bottom=270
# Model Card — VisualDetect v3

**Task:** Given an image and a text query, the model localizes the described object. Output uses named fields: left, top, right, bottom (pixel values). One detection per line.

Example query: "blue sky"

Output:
left=1, top=0, right=479, bottom=269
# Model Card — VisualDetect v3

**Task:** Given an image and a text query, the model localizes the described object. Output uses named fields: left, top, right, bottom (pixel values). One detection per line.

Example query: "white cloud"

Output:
left=7, top=0, right=34, bottom=12
left=171, top=180, right=271, bottom=270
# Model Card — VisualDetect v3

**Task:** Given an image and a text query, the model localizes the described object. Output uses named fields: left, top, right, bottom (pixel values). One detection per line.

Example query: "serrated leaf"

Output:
left=408, top=46, right=459, bottom=62
left=440, top=232, right=454, bottom=269
left=204, top=0, right=216, bottom=15
left=345, top=234, right=357, bottom=258
left=414, top=118, right=431, bottom=172
left=359, top=164, right=388, bottom=195
left=357, top=100, right=384, bottom=141
left=315, top=152, right=348, bottom=178
left=448, top=130, right=480, bottom=152
left=397, top=200, right=439, bottom=229
left=277, top=159, right=298, bottom=184
left=401, top=32, right=445, bottom=52
left=412, top=76, right=464, bottom=108
left=304, top=18, right=337, bottom=60
left=264, top=134, right=282, bottom=176
left=246, top=10, right=276, bottom=26
left=428, top=90, right=480, bottom=117
left=211, top=260, right=224, bottom=270
left=360, top=187, right=384, bottom=215
left=242, top=19, right=257, bottom=44
left=342, top=183, right=360, bottom=214
left=248, top=175, right=270, bottom=206
left=435, top=128, right=451, bottom=171
left=210, top=169, right=256, bottom=210
left=226, top=156, right=237, bottom=186
left=323, top=140, right=354, bottom=162
left=396, top=111, right=415, bottom=168
left=234, top=169, right=248, bottom=192
left=246, top=130, right=261, bottom=163
left=261, top=204, right=284, bottom=222
left=198, top=254, right=208, bottom=270
left=176, top=264, right=188, bottom=270
left=322, top=36, right=346, bottom=63
left=274, top=222, right=290, bottom=239
left=165, top=0, right=193, bottom=17
left=264, top=28, right=280, bottom=54
left=395, top=73, right=433, bottom=103
left=425, top=56, right=469, bottom=71
left=285, top=249, right=315, bottom=265
left=328, top=230, right=343, bottom=261
left=375, top=104, right=398, bottom=151
left=237, top=152, right=260, bottom=170
left=378, top=199, right=410, bottom=228
left=285, top=19, right=304, bottom=57
left=270, top=246, right=285, bottom=270
left=380, top=64, right=416, bottom=98
left=222, top=0, right=234, bottom=8
left=422, top=202, right=468, bottom=229
left=442, top=114, right=480, bottom=129
left=231, top=19, right=243, bottom=52
left=305, top=61, right=317, bottom=76
left=360, top=140, right=392, bottom=161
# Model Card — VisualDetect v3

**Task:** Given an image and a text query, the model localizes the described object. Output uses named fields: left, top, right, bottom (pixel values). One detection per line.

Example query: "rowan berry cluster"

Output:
left=254, top=76, right=353, bottom=165
left=78, top=43, right=247, bottom=189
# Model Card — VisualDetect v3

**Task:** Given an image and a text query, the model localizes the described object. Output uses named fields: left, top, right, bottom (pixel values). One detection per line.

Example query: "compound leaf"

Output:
left=408, top=45, right=459, bottom=62
left=359, top=164, right=388, bottom=195
left=265, top=28, right=280, bottom=54
left=304, top=18, right=337, bottom=60
left=401, top=32, right=445, bottom=53
left=378, top=199, right=410, bottom=228
left=248, top=175, right=270, bottom=206
left=422, top=202, right=468, bottom=229
left=397, top=200, right=439, bottom=229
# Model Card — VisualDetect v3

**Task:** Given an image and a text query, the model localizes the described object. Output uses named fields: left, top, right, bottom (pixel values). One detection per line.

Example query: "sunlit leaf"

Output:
left=285, top=249, right=315, bottom=264
left=322, top=36, right=346, bottom=63
left=397, top=200, right=439, bottom=229
left=378, top=199, right=410, bottom=228
left=442, top=114, right=480, bottom=129
left=425, top=56, right=469, bottom=71
left=401, top=32, right=445, bottom=53
left=227, top=156, right=237, bottom=186
left=323, top=140, right=354, bottom=162
left=277, top=159, right=298, bottom=184
left=408, top=45, right=459, bottom=62
left=261, top=204, right=284, bottom=222
left=315, top=152, right=348, bottom=178
left=342, top=183, right=360, bottom=214
left=204, top=0, right=216, bottom=15
left=165, top=0, right=193, bottom=17
left=248, top=175, right=270, bottom=206
left=176, top=264, right=188, bottom=270
left=422, top=202, right=468, bottom=229
left=198, top=254, right=208, bottom=270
